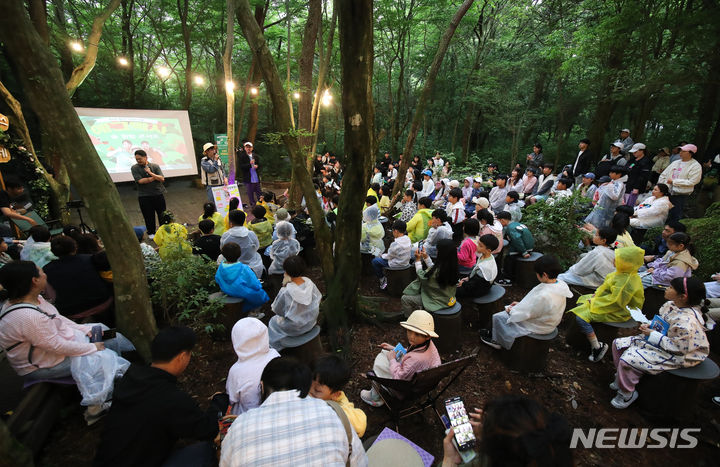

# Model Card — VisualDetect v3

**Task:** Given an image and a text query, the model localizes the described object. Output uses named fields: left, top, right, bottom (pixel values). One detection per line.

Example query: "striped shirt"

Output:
left=220, top=389, right=368, bottom=467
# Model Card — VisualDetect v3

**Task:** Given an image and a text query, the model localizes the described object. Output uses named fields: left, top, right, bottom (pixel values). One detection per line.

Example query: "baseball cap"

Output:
left=629, top=143, right=646, bottom=153
left=611, top=141, right=623, bottom=149
left=244, top=142, right=253, bottom=147
left=422, top=169, right=432, bottom=176
left=203, top=142, right=215, bottom=152
left=583, top=172, right=595, bottom=179
left=449, top=180, right=460, bottom=188
left=680, top=144, right=697, bottom=153
left=621, top=128, right=630, bottom=133
left=597, top=176, right=611, bottom=183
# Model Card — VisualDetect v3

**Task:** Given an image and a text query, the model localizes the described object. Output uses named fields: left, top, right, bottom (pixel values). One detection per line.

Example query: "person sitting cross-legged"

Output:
left=480, top=255, right=572, bottom=350
left=220, top=357, right=368, bottom=467
left=94, top=326, right=226, bottom=467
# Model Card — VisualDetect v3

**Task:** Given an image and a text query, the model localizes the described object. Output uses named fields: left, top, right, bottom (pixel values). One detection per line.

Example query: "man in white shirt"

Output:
left=220, top=357, right=367, bottom=467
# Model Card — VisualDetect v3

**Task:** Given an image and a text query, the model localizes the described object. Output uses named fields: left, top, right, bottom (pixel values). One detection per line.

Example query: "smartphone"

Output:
left=103, top=329, right=117, bottom=340
left=90, top=325, right=103, bottom=343
left=445, top=396, right=476, bottom=451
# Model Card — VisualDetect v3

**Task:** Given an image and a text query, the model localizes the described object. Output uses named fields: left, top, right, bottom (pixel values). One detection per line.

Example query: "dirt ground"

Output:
left=37, top=266, right=720, bottom=467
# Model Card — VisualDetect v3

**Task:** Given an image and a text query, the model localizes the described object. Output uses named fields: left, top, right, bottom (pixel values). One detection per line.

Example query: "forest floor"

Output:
left=37, top=264, right=720, bottom=467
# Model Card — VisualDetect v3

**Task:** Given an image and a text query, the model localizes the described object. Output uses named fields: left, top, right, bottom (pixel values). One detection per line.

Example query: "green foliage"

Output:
left=681, top=202, right=720, bottom=280
left=148, top=251, right=225, bottom=334
left=522, top=191, right=592, bottom=269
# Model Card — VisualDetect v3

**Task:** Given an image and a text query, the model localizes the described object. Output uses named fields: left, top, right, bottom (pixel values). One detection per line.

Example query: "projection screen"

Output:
left=75, top=107, right=198, bottom=183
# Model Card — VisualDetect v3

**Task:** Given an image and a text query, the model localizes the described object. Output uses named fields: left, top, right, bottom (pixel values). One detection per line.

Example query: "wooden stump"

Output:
left=469, top=284, right=506, bottom=329
left=385, top=264, right=415, bottom=298
left=501, top=329, right=558, bottom=373
left=280, top=326, right=323, bottom=365
left=432, top=303, right=463, bottom=355
left=516, top=252, right=543, bottom=288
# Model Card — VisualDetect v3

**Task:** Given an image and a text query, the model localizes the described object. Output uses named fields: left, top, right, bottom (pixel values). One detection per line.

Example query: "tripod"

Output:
left=65, top=200, right=94, bottom=234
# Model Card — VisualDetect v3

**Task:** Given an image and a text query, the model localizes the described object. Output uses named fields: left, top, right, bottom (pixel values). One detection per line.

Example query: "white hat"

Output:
left=472, top=197, right=490, bottom=209
left=244, top=142, right=253, bottom=147
left=630, top=143, right=646, bottom=153
left=611, top=141, right=624, bottom=149
left=203, top=142, right=215, bottom=152
left=400, top=310, right=438, bottom=338
left=621, top=128, right=631, bottom=133
left=449, top=180, right=460, bottom=188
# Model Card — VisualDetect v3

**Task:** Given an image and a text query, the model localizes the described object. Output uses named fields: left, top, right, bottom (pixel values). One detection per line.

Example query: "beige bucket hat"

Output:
left=400, top=310, right=439, bottom=338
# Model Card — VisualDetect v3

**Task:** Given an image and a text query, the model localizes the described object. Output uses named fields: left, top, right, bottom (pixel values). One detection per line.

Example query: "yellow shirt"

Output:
left=333, top=391, right=367, bottom=437
left=198, top=212, right=226, bottom=236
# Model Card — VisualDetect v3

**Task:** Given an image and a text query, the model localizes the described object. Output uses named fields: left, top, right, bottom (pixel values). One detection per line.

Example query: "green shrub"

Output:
left=521, top=191, right=593, bottom=269
left=148, top=251, right=225, bottom=334
left=681, top=202, right=720, bottom=280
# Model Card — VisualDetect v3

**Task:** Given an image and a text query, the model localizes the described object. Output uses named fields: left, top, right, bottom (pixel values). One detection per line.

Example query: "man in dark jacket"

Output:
left=94, top=326, right=226, bottom=467
left=238, top=141, right=262, bottom=206
left=572, top=138, right=593, bottom=185
left=624, top=142, right=652, bottom=206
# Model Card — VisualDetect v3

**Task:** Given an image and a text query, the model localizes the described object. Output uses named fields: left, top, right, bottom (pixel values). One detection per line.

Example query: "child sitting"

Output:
left=377, top=186, right=392, bottom=214
left=193, top=219, right=221, bottom=261
left=20, top=225, right=57, bottom=268
left=226, top=318, right=279, bottom=415
left=445, top=188, right=466, bottom=240
left=223, top=197, right=243, bottom=231
left=360, top=310, right=442, bottom=407
left=360, top=204, right=385, bottom=257
left=609, top=277, right=711, bottom=409
left=558, top=228, right=617, bottom=288
left=399, top=190, right=418, bottom=222
left=582, top=166, right=626, bottom=231
left=372, top=220, right=412, bottom=290
left=569, top=246, right=645, bottom=362
left=153, top=211, right=192, bottom=260
left=198, top=202, right=226, bottom=236
left=259, top=191, right=278, bottom=224
left=272, top=208, right=296, bottom=241
left=456, top=234, right=500, bottom=299
left=610, top=212, right=635, bottom=248
left=457, top=218, right=480, bottom=272
left=401, top=239, right=458, bottom=317
left=477, top=209, right=503, bottom=255
left=134, top=227, right=159, bottom=274
left=268, top=256, right=321, bottom=351
left=495, top=211, right=534, bottom=286
left=481, top=255, right=572, bottom=350
left=407, top=197, right=433, bottom=243
left=310, top=355, right=367, bottom=437
left=249, top=205, right=273, bottom=252
left=220, top=209, right=264, bottom=278
left=268, top=221, right=301, bottom=275
left=642, top=232, right=698, bottom=288
left=215, top=243, right=269, bottom=315
left=503, top=191, right=523, bottom=222
left=422, top=209, right=454, bottom=259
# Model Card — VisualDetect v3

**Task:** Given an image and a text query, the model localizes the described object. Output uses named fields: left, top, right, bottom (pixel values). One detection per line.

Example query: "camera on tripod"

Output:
left=66, top=200, right=85, bottom=209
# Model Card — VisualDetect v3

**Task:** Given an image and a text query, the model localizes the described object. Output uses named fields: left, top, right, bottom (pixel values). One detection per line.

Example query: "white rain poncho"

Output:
left=268, top=277, right=322, bottom=351
left=268, top=222, right=301, bottom=275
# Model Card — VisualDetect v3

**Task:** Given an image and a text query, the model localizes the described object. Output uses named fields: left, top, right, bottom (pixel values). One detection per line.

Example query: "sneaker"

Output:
left=712, top=396, right=720, bottom=408
left=610, top=390, right=638, bottom=409
left=479, top=329, right=501, bottom=349
left=248, top=311, right=265, bottom=319
left=379, top=277, right=388, bottom=290
left=360, top=389, right=384, bottom=407
left=609, top=379, right=619, bottom=391
left=148, top=234, right=155, bottom=240
left=588, top=342, right=608, bottom=362
left=496, top=279, right=513, bottom=287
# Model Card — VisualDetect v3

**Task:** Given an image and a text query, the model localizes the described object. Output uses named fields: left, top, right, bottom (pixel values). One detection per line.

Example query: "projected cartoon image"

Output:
left=76, top=108, right=198, bottom=183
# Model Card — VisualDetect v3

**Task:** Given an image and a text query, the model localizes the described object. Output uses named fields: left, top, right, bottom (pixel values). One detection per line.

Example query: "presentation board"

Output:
left=75, top=107, right=198, bottom=183
left=212, top=183, right=243, bottom=216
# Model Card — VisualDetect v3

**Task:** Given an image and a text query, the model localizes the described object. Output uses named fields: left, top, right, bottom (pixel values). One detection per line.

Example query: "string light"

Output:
left=225, top=81, right=236, bottom=92
left=293, top=92, right=300, bottom=99
left=250, top=87, right=258, bottom=96
left=156, top=66, right=171, bottom=78
left=70, top=41, right=84, bottom=52
left=117, top=56, right=129, bottom=67
left=322, top=90, right=332, bottom=107
left=194, top=75, right=205, bottom=85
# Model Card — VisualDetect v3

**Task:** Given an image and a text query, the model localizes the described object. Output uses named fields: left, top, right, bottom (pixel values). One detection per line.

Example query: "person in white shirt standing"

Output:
left=658, top=143, right=702, bottom=222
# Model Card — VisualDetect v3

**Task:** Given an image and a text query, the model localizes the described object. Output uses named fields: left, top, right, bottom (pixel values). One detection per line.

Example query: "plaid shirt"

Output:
left=220, top=390, right=368, bottom=467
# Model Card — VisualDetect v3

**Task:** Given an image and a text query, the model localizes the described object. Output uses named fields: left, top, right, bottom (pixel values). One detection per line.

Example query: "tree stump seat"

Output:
left=467, top=284, right=506, bottom=328
left=384, top=263, right=415, bottom=298
left=431, top=302, right=463, bottom=355
left=565, top=317, right=639, bottom=351
left=515, top=252, right=543, bottom=288
left=280, top=325, right=323, bottom=365
left=500, top=328, right=558, bottom=373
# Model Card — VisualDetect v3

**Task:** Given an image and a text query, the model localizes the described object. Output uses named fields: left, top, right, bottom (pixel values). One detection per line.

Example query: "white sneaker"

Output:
left=379, top=277, right=388, bottom=290
left=588, top=342, right=608, bottom=362
left=611, top=390, right=638, bottom=409
left=148, top=234, right=155, bottom=240
left=360, top=389, right=384, bottom=407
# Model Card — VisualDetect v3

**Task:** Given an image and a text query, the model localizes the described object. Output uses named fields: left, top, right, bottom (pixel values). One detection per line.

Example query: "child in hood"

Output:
left=220, top=209, right=264, bottom=279
left=268, top=256, right=321, bottom=351
left=569, top=246, right=645, bottom=363
left=360, top=204, right=385, bottom=257
left=215, top=243, right=269, bottom=314
left=268, top=221, right=301, bottom=275
left=226, top=318, right=279, bottom=415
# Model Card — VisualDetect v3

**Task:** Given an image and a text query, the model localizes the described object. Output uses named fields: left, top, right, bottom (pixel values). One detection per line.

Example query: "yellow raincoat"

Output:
left=569, top=246, right=645, bottom=323
left=153, top=222, right=192, bottom=260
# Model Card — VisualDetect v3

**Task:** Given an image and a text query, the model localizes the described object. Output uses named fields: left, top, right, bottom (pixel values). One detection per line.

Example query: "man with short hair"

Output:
left=220, top=357, right=367, bottom=467
left=624, top=143, right=652, bottom=206
left=131, top=149, right=166, bottom=236
left=200, top=142, right=226, bottom=204
left=617, top=128, right=634, bottom=153
left=94, top=327, right=226, bottom=467
left=0, top=177, right=36, bottom=225
left=572, top=139, right=593, bottom=186
left=238, top=142, right=262, bottom=206
left=595, top=141, right=625, bottom=178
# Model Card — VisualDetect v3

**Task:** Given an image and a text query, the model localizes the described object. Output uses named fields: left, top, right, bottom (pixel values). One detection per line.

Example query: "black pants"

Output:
left=456, top=274, right=493, bottom=299
left=502, top=254, right=520, bottom=280
left=138, top=194, right=166, bottom=234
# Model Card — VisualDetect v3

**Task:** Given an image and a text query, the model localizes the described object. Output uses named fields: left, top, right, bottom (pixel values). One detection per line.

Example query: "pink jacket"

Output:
left=457, top=237, right=478, bottom=268
left=0, top=296, right=96, bottom=376
left=387, top=340, right=441, bottom=380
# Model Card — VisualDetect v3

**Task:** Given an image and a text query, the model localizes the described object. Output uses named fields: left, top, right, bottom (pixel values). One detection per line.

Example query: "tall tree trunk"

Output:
left=694, top=42, right=720, bottom=157
left=121, top=0, right=136, bottom=106
left=392, top=0, right=474, bottom=199
left=224, top=0, right=236, bottom=182
left=235, top=0, right=334, bottom=282
left=178, top=0, right=193, bottom=110
left=297, top=0, right=321, bottom=153
left=28, top=0, right=50, bottom=45
left=0, top=2, right=157, bottom=360
left=242, top=4, right=267, bottom=144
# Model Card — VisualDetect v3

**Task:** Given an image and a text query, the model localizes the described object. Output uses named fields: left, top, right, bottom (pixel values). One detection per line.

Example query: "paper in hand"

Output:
left=627, top=306, right=650, bottom=324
